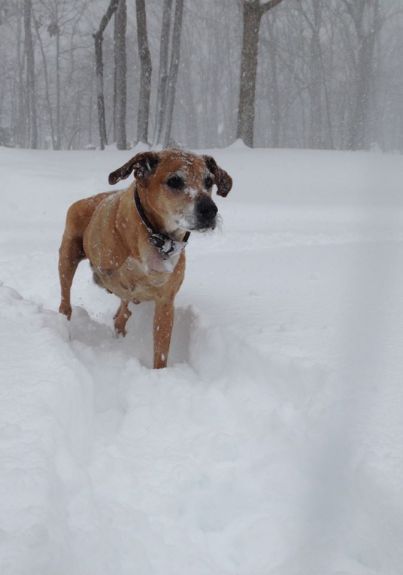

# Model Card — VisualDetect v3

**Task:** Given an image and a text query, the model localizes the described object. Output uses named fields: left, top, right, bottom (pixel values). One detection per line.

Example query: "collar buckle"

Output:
left=149, top=233, right=174, bottom=258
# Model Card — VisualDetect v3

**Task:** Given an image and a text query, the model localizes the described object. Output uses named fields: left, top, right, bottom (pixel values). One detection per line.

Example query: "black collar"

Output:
left=134, top=189, right=190, bottom=259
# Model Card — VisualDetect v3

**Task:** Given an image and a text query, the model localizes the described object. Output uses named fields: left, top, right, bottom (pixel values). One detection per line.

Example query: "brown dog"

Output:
left=58, top=149, right=232, bottom=368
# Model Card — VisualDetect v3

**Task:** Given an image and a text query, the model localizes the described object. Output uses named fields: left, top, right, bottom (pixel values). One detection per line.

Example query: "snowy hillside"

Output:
left=1, top=145, right=403, bottom=575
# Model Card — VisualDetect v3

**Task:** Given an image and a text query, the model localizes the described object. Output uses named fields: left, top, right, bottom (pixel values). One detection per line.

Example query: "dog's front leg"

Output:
left=153, top=299, right=174, bottom=369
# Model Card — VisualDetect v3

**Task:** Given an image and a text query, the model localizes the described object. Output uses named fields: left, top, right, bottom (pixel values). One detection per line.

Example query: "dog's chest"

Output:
left=95, top=250, right=182, bottom=301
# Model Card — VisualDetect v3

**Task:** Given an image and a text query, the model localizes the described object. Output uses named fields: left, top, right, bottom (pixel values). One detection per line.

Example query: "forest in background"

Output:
left=0, top=0, right=402, bottom=152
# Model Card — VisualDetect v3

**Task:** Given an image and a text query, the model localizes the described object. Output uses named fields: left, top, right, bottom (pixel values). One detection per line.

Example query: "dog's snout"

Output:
left=195, top=196, right=218, bottom=227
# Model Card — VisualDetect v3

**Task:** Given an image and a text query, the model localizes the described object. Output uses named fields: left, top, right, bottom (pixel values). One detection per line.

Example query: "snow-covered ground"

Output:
left=1, top=144, right=403, bottom=575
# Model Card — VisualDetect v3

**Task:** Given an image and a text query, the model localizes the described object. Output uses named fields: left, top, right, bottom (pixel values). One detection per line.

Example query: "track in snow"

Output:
left=1, top=146, right=403, bottom=575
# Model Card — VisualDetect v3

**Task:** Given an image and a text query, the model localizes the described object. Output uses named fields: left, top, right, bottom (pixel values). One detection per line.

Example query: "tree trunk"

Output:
left=266, top=18, right=281, bottom=147
left=33, top=16, right=56, bottom=149
left=153, top=0, right=173, bottom=145
left=309, top=30, right=323, bottom=148
left=342, top=0, right=379, bottom=150
left=94, top=32, right=107, bottom=149
left=237, top=1, right=261, bottom=147
left=24, top=0, right=38, bottom=148
left=237, top=0, right=285, bottom=147
left=114, top=0, right=127, bottom=149
left=162, top=0, right=184, bottom=147
left=349, top=33, right=375, bottom=150
left=15, top=8, right=26, bottom=147
left=55, top=25, right=61, bottom=149
left=94, top=0, right=119, bottom=150
left=298, top=0, right=325, bottom=148
left=88, top=70, right=94, bottom=145
left=136, top=0, right=152, bottom=144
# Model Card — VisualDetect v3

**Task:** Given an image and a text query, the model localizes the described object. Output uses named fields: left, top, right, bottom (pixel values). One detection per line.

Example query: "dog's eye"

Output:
left=166, top=175, right=185, bottom=190
left=204, top=176, right=214, bottom=189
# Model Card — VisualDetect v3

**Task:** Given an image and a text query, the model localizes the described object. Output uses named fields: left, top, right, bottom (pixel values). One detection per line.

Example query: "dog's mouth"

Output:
left=174, top=214, right=217, bottom=233
left=175, top=197, right=219, bottom=233
left=194, top=219, right=217, bottom=232
left=175, top=218, right=217, bottom=233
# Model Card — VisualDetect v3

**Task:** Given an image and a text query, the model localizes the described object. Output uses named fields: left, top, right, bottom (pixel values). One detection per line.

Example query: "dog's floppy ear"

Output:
left=203, top=155, right=232, bottom=197
left=108, top=152, right=159, bottom=185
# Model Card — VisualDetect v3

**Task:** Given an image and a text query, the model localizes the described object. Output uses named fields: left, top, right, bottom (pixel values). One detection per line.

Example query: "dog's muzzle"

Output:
left=195, top=196, right=218, bottom=229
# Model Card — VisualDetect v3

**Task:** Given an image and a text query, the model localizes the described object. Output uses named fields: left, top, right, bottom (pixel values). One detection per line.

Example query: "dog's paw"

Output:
left=114, top=314, right=129, bottom=337
left=59, top=302, right=72, bottom=320
left=113, top=304, right=131, bottom=337
left=114, top=322, right=127, bottom=337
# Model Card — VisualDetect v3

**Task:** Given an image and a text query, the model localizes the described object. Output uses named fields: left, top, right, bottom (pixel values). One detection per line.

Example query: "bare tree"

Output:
left=48, top=13, right=62, bottom=148
left=94, top=0, right=119, bottom=150
left=295, top=0, right=333, bottom=149
left=341, top=0, right=381, bottom=150
left=237, top=0, right=286, bottom=147
left=161, top=0, right=184, bottom=147
left=135, top=0, right=152, bottom=143
left=33, top=14, right=56, bottom=149
left=261, top=15, right=281, bottom=147
left=1, top=0, right=403, bottom=152
left=24, top=0, right=38, bottom=148
left=15, top=5, right=27, bottom=146
left=114, top=0, right=127, bottom=149
left=153, top=0, right=174, bottom=145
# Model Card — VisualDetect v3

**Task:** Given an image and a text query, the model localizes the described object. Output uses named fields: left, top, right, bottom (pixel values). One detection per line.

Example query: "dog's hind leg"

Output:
left=58, top=233, right=85, bottom=320
left=114, top=300, right=132, bottom=336
left=58, top=192, right=114, bottom=320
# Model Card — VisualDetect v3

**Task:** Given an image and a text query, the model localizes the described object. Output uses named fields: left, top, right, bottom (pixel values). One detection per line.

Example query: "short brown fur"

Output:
left=58, top=149, right=232, bottom=369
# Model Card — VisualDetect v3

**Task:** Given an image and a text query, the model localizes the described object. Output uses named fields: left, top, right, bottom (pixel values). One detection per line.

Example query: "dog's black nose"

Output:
left=195, top=196, right=218, bottom=227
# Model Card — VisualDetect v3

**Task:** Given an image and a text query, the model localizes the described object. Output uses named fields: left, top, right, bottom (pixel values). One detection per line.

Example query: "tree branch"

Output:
left=259, top=0, right=285, bottom=17
left=94, top=0, right=119, bottom=40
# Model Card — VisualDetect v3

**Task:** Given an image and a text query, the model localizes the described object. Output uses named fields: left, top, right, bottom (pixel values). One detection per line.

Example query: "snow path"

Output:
left=1, top=146, right=403, bottom=574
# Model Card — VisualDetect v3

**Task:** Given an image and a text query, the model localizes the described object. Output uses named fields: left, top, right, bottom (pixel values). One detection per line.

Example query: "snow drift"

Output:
left=1, top=145, right=403, bottom=575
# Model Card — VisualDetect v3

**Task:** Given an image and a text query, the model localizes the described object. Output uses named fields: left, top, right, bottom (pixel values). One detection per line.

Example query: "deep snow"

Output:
left=1, top=145, right=403, bottom=575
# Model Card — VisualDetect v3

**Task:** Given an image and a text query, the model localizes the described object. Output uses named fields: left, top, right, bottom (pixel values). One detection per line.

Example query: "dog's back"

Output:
left=62, top=191, right=115, bottom=246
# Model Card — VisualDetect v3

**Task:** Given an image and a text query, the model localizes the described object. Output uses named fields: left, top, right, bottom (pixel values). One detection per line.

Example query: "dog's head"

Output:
left=108, top=149, right=232, bottom=233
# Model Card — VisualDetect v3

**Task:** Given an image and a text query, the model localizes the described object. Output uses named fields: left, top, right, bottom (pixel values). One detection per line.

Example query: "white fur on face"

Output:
left=164, top=166, right=215, bottom=232
left=185, top=186, right=198, bottom=199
